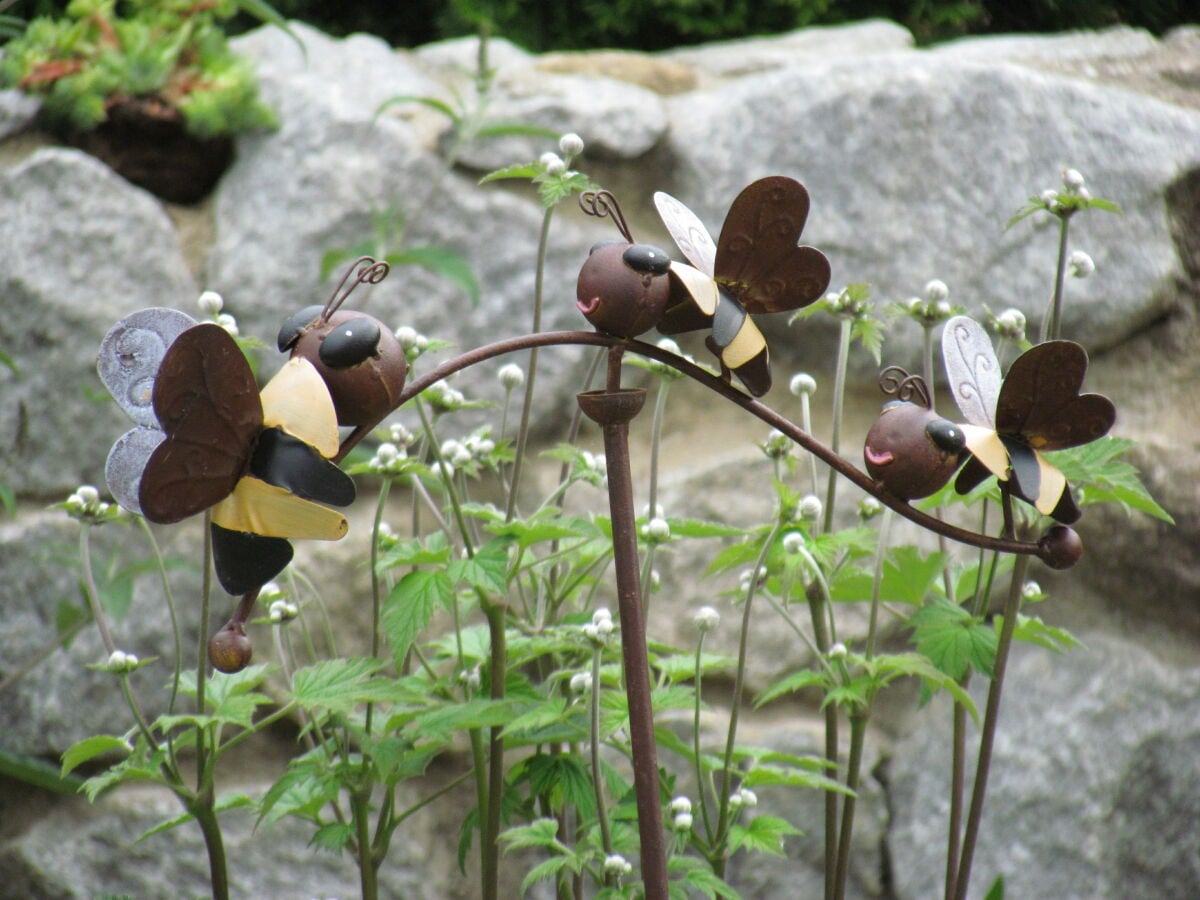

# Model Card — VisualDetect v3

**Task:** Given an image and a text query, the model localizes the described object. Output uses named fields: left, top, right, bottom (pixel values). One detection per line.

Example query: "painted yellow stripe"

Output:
left=723, top=317, right=766, bottom=369
left=211, top=477, right=349, bottom=540
left=260, top=358, right=340, bottom=458
left=960, top=424, right=1010, bottom=482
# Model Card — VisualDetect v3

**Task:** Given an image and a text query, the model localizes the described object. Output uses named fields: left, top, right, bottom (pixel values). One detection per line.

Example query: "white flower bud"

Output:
left=858, top=496, right=883, bottom=520
left=829, top=642, right=848, bottom=658
left=603, top=853, right=632, bottom=876
left=582, top=623, right=600, bottom=641
left=498, top=362, right=524, bottom=390
left=1040, top=188, right=1059, bottom=206
left=782, top=531, right=806, bottom=554
left=390, top=422, right=414, bottom=446
left=559, top=133, right=585, bottom=158
left=1068, top=250, right=1095, bottom=279
left=107, top=650, right=129, bottom=670
left=799, top=494, right=823, bottom=522
left=216, top=313, right=239, bottom=337
left=642, top=502, right=665, bottom=520
left=1021, top=580, right=1043, bottom=601
left=570, top=671, right=593, bottom=693
left=738, top=787, right=758, bottom=807
left=670, top=796, right=692, bottom=814
left=789, top=372, right=817, bottom=397
left=693, top=606, right=720, bottom=633
left=376, top=442, right=400, bottom=464
left=649, top=569, right=661, bottom=591
left=540, top=152, right=566, bottom=175
left=77, top=485, right=100, bottom=507
left=644, top=517, right=671, bottom=542
left=197, top=290, right=224, bottom=315
left=395, top=325, right=419, bottom=349
left=592, top=607, right=612, bottom=625
left=1062, top=168, right=1085, bottom=191
left=655, top=337, right=682, bottom=356
left=924, top=279, right=949, bottom=302
left=673, top=812, right=693, bottom=831
left=260, top=581, right=284, bottom=602
left=595, top=617, right=614, bottom=637
left=934, top=299, right=952, bottom=318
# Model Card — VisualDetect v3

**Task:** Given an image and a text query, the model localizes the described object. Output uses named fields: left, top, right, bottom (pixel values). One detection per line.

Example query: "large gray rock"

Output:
left=656, top=52, right=1200, bottom=375
left=0, top=149, right=197, bottom=498
left=887, top=630, right=1200, bottom=899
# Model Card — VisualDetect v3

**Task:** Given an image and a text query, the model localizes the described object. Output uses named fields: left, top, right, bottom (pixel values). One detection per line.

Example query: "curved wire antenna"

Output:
left=879, top=365, right=932, bottom=408
left=322, top=255, right=391, bottom=320
left=579, top=190, right=634, bottom=243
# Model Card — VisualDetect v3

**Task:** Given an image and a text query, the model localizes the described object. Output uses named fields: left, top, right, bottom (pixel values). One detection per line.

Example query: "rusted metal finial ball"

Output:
left=863, top=400, right=966, bottom=500
left=576, top=241, right=672, bottom=338
left=208, top=619, right=253, bottom=673
left=1037, top=524, right=1084, bottom=570
left=279, top=307, right=408, bottom=426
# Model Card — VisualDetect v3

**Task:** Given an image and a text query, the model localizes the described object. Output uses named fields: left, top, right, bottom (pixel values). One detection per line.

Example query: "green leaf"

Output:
left=291, top=658, right=390, bottom=715
left=310, top=822, right=354, bottom=853
left=388, top=245, right=480, bottom=307
left=663, top=517, right=747, bottom=539
left=1004, top=614, right=1083, bottom=654
left=0, top=481, right=14, bottom=516
left=984, top=875, right=1006, bottom=900
left=375, top=94, right=460, bottom=123
left=377, top=533, right=452, bottom=572
left=61, top=735, right=129, bottom=777
left=136, top=793, right=252, bottom=843
left=447, top=538, right=511, bottom=594
left=498, top=817, right=564, bottom=852
left=474, top=122, right=559, bottom=140
left=1047, top=438, right=1173, bottom=523
left=383, top=570, right=454, bottom=664
left=830, top=546, right=948, bottom=606
left=754, top=669, right=830, bottom=707
left=668, top=855, right=743, bottom=898
left=908, top=601, right=997, bottom=680
left=479, top=163, right=541, bottom=183
left=0, top=748, right=84, bottom=793
left=728, top=814, right=802, bottom=856
left=653, top=651, right=736, bottom=683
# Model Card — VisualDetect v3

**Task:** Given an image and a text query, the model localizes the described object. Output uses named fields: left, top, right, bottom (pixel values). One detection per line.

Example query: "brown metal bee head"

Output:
left=575, top=190, right=671, bottom=339
left=863, top=367, right=965, bottom=500
left=277, top=257, right=408, bottom=427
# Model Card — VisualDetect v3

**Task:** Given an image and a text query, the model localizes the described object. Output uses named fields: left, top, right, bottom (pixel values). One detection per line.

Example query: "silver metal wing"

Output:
left=653, top=190, right=717, bottom=278
left=941, top=315, right=1000, bottom=428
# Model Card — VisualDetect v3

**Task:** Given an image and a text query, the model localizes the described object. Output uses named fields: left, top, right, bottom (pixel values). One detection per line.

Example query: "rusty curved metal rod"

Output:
left=340, top=329, right=1039, bottom=558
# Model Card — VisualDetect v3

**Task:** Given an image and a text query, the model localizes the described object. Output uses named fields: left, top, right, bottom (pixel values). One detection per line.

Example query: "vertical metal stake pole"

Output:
left=578, top=378, right=668, bottom=899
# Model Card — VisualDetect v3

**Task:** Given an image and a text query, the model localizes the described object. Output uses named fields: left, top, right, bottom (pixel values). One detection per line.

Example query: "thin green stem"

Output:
left=78, top=526, right=117, bottom=655
left=865, top=508, right=893, bottom=660
left=714, top=520, right=783, bottom=867
left=196, top=512, right=213, bottom=792
left=953, top=498, right=1032, bottom=900
left=800, top=392, right=820, bottom=499
left=589, top=645, right=614, bottom=860
left=822, top=317, right=852, bottom=534
left=1041, top=213, right=1072, bottom=343
left=136, top=517, right=183, bottom=716
left=693, top=631, right=715, bottom=845
left=190, top=798, right=230, bottom=900
left=832, top=714, right=868, bottom=900
left=351, top=788, right=379, bottom=900
left=366, top=477, right=392, bottom=737
left=505, top=206, right=555, bottom=522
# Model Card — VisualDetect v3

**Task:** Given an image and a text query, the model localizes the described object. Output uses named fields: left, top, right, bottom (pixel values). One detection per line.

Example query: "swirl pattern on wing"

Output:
left=98, top=307, right=196, bottom=427
left=714, top=176, right=830, bottom=315
left=942, top=316, right=1000, bottom=428
left=654, top=190, right=717, bottom=277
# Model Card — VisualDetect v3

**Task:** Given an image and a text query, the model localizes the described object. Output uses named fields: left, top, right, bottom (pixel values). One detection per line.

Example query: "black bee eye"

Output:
left=319, top=317, right=382, bottom=369
left=622, top=243, right=672, bottom=276
left=589, top=240, right=620, bottom=256
left=277, top=304, right=325, bottom=352
left=927, top=418, right=966, bottom=454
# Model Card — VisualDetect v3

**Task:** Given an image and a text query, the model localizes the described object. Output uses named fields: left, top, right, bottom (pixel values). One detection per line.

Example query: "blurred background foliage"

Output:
left=3, top=0, right=1192, bottom=53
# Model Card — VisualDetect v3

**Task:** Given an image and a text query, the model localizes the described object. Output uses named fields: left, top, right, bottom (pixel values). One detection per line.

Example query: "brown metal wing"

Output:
left=713, top=176, right=830, bottom=316
left=994, top=340, right=1114, bottom=451
left=139, top=323, right=262, bottom=524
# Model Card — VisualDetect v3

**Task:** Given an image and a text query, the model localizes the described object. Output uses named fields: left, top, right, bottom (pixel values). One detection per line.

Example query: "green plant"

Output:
left=52, top=153, right=1172, bottom=900
left=0, top=0, right=284, bottom=137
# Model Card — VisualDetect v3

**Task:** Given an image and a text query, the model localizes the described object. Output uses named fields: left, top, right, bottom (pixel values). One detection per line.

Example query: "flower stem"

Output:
left=589, top=645, right=614, bottom=859
left=505, top=206, right=555, bottom=521
left=822, top=317, right=852, bottom=534
left=1041, top=213, right=1072, bottom=343
left=953, top=501, right=1031, bottom=900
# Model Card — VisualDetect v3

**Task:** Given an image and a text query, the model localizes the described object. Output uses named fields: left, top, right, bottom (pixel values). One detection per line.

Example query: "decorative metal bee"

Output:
left=863, top=367, right=966, bottom=500
left=277, top=257, right=407, bottom=427
left=99, top=311, right=355, bottom=596
left=653, top=176, right=831, bottom=396
left=942, top=315, right=1115, bottom=523
left=575, top=190, right=673, bottom=339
